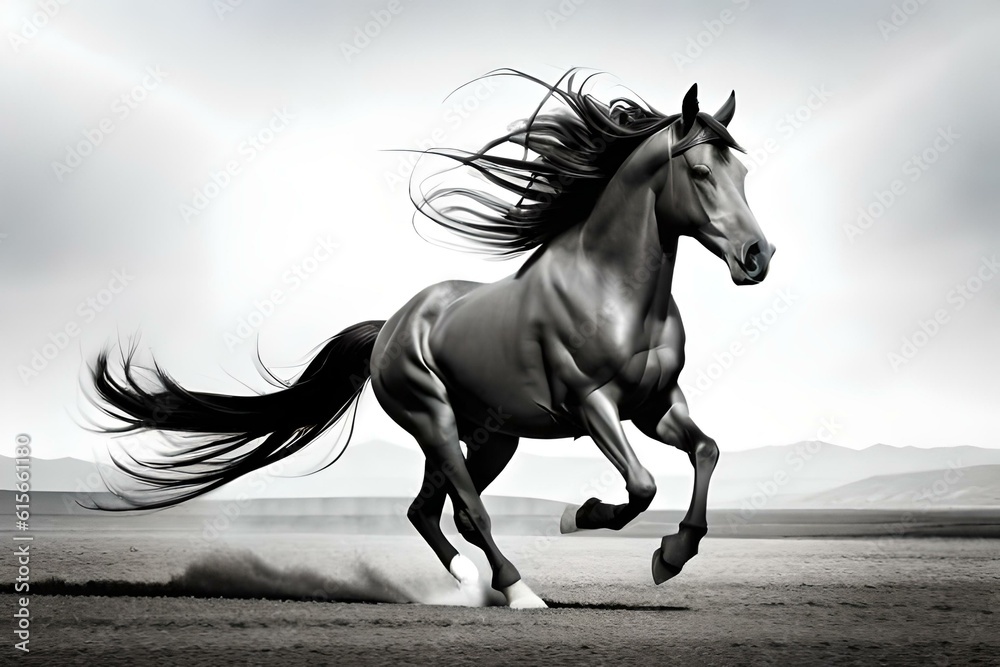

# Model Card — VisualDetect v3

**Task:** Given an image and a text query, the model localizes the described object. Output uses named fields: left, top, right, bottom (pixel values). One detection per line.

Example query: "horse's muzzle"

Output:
left=736, top=241, right=775, bottom=284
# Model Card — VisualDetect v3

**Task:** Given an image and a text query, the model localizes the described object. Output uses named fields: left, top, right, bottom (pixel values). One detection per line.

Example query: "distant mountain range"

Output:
left=5, top=440, right=1000, bottom=510
left=781, top=464, right=1000, bottom=509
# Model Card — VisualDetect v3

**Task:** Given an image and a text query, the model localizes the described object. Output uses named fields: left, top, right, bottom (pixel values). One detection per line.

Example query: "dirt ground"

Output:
left=4, top=531, right=999, bottom=665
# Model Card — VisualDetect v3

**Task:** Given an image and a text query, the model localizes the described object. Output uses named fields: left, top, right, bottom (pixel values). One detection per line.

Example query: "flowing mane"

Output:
left=409, top=67, right=742, bottom=257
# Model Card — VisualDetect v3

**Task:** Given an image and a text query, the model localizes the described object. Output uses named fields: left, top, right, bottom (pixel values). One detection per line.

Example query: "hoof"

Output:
left=652, top=528, right=702, bottom=584
left=559, top=504, right=578, bottom=534
left=448, top=554, right=479, bottom=587
left=651, top=547, right=682, bottom=585
left=501, top=580, right=548, bottom=609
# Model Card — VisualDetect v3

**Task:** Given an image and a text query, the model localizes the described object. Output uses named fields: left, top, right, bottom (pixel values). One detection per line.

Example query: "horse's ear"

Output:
left=681, top=83, right=699, bottom=135
left=714, top=90, right=736, bottom=127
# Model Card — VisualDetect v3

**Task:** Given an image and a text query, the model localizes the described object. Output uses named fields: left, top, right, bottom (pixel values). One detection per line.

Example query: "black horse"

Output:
left=90, top=69, right=775, bottom=608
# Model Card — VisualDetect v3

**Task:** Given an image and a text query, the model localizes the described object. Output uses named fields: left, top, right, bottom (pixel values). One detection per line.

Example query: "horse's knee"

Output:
left=693, top=438, right=719, bottom=469
left=406, top=499, right=427, bottom=529
left=407, top=491, right=444, bottom=530
left=627, top=468, right=657, bottom=506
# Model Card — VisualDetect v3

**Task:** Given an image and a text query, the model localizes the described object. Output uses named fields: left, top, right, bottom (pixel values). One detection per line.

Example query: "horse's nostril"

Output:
left=740, top=241, right=768, bottom=279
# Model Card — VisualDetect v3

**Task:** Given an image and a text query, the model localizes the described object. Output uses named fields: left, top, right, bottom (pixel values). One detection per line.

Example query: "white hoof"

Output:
left=502, top=580, right=548, bottom=609
left=559, top=504, right=578, bottom=534
left=448, top=554, right=479, bottom=587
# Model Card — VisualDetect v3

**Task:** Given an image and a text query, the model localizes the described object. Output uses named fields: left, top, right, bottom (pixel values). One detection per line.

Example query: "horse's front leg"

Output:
left=560, top=389, right=657, bottom=532
left=634, top=387, right=719, bottom=584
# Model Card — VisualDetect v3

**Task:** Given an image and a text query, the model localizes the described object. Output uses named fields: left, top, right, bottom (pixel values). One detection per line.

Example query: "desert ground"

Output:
left=4, top=522, right=999, bottom=666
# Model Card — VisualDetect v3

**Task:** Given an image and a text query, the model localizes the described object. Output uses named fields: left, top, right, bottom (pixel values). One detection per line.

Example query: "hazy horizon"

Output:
left=8, top=436, right=1000, bottom=463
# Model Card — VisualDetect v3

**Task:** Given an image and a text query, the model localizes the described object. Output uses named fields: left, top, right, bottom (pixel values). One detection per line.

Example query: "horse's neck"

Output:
left=572, top=175, right=678, bottom=313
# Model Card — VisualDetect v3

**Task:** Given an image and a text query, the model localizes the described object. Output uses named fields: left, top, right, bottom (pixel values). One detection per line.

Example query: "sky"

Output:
left=2, top=0, right=999, bottom=472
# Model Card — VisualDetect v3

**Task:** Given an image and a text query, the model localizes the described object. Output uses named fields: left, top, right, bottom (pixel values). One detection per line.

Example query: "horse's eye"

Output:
left=691, top=164, right=712, bottom=179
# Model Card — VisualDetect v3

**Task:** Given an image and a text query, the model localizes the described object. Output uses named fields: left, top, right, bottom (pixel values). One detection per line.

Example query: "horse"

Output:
left=88, top=68, right=775, bottom=609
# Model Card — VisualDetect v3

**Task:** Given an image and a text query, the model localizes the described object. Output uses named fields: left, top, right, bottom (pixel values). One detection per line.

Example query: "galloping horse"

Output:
left=89, top=69, right=775, bottom=609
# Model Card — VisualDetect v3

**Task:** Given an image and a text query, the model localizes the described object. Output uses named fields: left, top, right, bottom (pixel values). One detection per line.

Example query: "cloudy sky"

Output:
left=3, top=0, right=998, bottom=472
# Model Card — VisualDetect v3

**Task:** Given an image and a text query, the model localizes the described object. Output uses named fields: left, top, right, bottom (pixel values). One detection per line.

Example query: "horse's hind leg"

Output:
left=406, top=460, right=473, bottom=584
left=424, top=423, right=543, bottom=608
left=453, top=431, right=519, bottom=550
left=375, top=368, right=544, bottom=608
left=406, top=430, right=518, bottom=588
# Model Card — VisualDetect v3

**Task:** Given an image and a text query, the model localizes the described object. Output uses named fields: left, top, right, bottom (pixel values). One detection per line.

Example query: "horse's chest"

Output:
left=613, top=344, right=684, bottom=410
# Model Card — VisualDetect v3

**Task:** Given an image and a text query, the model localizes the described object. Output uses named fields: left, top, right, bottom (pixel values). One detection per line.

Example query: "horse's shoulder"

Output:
left=409, top=279, right=483, bottom=308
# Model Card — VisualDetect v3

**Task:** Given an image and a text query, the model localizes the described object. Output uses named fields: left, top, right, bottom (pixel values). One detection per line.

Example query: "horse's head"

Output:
left=652, top=85, right=775, bottom=285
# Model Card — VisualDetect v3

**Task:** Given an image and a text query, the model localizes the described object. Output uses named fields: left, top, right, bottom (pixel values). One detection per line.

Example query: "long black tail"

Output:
left=87, top=320, right=385, bottom=510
